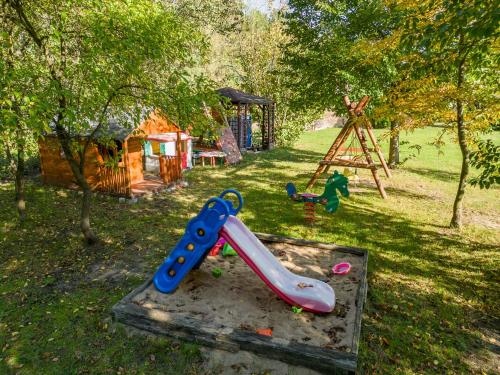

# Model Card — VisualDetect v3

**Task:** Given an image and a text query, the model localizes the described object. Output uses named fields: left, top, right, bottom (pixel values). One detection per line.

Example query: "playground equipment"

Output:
left=307, top=95, right=391, bottom=198
left=286, top=171, right=349, bottom=223
left=153, top=189, right=335, bottom=313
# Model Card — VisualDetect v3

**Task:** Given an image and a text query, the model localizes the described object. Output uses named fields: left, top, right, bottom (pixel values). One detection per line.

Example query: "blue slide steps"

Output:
left=153, top=190, right=243, bottom=293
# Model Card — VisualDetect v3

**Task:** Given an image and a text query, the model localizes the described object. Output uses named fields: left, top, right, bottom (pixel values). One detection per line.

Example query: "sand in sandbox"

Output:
left=132, top=241, right=363, bottom=352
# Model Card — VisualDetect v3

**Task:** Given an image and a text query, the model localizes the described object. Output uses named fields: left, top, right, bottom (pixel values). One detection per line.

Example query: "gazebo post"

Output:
left=237, top=103, right=241, bottom=149
left=261, top=105, right=266, bottom=150
left=267, top=103, right=271, bottom=149
left=244, top=103, right=248, bottom=149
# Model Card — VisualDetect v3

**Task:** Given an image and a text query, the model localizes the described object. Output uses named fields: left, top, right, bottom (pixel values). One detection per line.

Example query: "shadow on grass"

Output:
left=404, top=167, right=459, bottom=183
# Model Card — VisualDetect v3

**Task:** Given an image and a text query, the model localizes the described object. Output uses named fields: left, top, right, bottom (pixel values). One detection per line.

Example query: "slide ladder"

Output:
left=154, top=190, right=242, bottom=293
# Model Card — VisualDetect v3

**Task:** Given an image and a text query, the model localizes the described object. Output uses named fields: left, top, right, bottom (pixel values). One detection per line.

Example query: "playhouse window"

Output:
left=115, top=141, right=123, bottom=161
left=98, top=141, right=123, bottom=162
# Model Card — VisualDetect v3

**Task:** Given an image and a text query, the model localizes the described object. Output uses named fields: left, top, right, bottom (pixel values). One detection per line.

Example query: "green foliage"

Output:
left=233, top=8, right=321, bottom=146
left=162, top=0, right=244, bottom=34
left=2, top=0, right=226, bottom=239
left=274, top=110, right=320, bottom=147
left=379, top=0, right=500, bottom=133
left=165, top=2, right=320, bottom=146
left=284, top=0, right=401, bottom=114
left=400, top=0, right=499, bottom=74
left=371, top=0, right=500, bottom=227
left=6, top=0, right=219, bottom=145
left=0, top=6, right=47, bottom=180
left=469, top=139, right=500, bottom=189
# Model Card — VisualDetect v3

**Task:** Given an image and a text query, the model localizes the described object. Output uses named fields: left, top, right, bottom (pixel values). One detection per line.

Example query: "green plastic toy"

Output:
left=212, top=267, right=223, bottom=278
left=291, top=306, right=303, bottom=314
left=222, top=242, right=238, bottom=257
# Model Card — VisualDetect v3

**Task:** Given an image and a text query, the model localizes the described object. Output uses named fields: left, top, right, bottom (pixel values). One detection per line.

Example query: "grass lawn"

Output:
left=1, top=127, right=499, bottom=374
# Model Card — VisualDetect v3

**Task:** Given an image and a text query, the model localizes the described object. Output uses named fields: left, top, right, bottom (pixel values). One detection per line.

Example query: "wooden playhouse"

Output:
left=39, top=112, right=192, bottom=197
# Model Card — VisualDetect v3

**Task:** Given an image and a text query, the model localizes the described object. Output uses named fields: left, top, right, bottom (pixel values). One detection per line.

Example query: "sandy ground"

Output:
left=132, top=241, right=364, bottom=352
left=200, top=347, right=323, bottom=375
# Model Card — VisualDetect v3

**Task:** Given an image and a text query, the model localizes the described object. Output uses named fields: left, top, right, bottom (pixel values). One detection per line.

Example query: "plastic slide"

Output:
left=153, top=190, right=335, bottom=313
left=220, top=216, right=335, bottom=313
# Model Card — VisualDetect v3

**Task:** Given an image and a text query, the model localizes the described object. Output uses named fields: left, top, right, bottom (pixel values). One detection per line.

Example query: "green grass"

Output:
left=1, top=127, right=499, bottom=374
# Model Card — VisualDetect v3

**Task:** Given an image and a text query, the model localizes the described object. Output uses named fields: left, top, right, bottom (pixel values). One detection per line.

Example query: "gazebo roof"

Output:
left=217, top=87, right=273, bottom=105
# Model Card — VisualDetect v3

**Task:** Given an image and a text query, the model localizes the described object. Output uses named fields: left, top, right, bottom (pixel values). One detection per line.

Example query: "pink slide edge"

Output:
left=220, top=227, right=329, bottom=314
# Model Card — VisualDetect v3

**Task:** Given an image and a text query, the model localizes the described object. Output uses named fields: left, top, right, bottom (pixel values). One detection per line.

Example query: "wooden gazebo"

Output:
left=217, top=87, right=275, bottom=150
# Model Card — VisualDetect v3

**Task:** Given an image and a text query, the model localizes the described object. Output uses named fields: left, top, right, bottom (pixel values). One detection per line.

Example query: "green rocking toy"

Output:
left=286, top=171, right=349, bottom=223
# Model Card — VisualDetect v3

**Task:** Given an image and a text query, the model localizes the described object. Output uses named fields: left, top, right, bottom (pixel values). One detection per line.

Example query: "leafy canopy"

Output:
left=377, top=0, right=499, bottom=132
left=283, top=0, right=402, bottom=114
left=7, top=0, right=219, bottom=143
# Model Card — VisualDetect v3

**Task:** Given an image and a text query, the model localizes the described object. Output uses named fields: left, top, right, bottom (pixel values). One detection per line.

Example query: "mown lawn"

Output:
left=1, top=127, right=499, bottom=374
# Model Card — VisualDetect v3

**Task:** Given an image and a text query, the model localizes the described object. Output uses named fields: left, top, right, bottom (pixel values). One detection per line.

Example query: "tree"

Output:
left=162, top=0, right=243, bottom=34
left=161, top=0, right=245, bottom=86
left=4, top=0, right=216, bottom=243
left=284, top=0, right=499, bottom=227
left=385, top=0, right=499, bottom=228
left=232, top=7, right=321, bottom=146
left=284, top=0, right=401, bottom=112
left=0, top=4, right=47, bottom=222
left=283, top=0, right=406, bottom=156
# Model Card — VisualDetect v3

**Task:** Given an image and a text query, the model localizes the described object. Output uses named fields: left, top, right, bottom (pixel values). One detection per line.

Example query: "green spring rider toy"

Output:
left=286, top=171, right=349, bottom=223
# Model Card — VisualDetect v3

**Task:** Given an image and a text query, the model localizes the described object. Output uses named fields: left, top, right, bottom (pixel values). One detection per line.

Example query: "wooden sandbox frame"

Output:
left=112, top=233, right=368, bottom=374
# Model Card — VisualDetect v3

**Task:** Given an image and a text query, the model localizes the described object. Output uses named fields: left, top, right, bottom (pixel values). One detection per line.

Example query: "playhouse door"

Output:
left=144, top=141, right=160, bottom=174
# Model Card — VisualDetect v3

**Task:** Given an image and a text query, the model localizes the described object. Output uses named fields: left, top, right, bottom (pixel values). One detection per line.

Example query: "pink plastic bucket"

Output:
left=332, top=262, right=351, bottom=275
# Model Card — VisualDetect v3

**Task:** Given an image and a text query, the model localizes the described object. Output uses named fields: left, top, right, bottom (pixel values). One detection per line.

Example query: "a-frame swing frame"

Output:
left=307, top=95, right=391, bottom=198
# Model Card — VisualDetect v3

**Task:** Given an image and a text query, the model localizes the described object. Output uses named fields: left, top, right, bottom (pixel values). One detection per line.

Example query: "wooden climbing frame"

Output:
left=307, top=95, right=391, bottom=198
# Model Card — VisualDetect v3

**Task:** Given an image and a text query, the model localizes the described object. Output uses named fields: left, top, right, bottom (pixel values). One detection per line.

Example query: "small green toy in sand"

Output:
left=222, top=242, right=238, bottom=257
left=292, top=306, right=303, bottom=314
left=212, top=268, right=223, bottom=278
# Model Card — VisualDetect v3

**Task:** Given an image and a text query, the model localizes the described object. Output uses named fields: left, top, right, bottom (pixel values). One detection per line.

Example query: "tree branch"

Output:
left=81, top=84, right=148, bottom=168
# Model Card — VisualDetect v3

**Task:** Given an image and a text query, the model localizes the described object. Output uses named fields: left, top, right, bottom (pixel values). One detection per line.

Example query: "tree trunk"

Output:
left=388, top=121, right=400, bottom=168
left=55, top=118, right=98, bottom=244
left=15, top=136, right=26, bottom=222
left=80, top=185, right=97, bottom=244
left=72, top=163, right=98, bottom=244
left=450, top=50, right=468, bottom=228
left=450, top=102, right=468, bottom=228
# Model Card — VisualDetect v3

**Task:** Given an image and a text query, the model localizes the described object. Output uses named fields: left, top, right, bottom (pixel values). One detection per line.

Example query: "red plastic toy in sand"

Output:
left=256, top=328, right=273, bottom=336
left=332, top=262, right=351, bottom=275
left=208, top=238, right=226, bottom=256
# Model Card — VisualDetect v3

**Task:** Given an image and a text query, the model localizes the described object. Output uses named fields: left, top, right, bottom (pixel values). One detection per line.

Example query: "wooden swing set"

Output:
left=307, top=95, right=391, bottom=198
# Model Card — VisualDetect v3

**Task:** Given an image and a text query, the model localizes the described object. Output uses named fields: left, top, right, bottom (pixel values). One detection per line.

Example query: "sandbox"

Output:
left=113, top=233, right=368, bottom=374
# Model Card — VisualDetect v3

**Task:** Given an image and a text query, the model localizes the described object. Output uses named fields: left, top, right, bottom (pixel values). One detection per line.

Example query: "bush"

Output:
left=469, top=139, right=500, bottom=189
